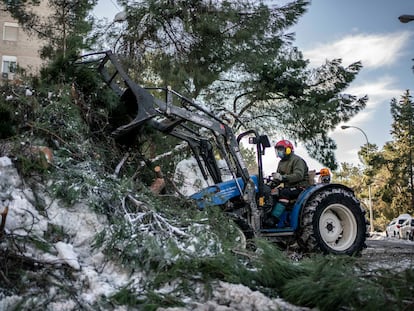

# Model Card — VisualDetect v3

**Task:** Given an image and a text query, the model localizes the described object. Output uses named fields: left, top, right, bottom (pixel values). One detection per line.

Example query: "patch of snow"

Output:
left=0, top=159, right=141, bottom=306
left=0, top=157, right=21, bottom=190
left=46, top=201, right=107, bottom=249
left=7, top=188, right=48, bottom=236
left=0, top=295, right=22, bottom=311
left=55, top=241, right=80, bottom=270
left=158, top=281, right=311, bottom=311
left=0, top=156, right=12, bottom=167
left=369, top=232, right=414, bottom=245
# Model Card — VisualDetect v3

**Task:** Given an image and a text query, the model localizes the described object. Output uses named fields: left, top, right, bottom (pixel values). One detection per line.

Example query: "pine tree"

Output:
left=109, top=0, right=367, bottom=169
left=2, top=0, right=97, bottom=59
left=371, top=90, right=414, bottom=221
left=390, top=90, right=414, bottom=211
left=333, top=162, right=364, bottom=191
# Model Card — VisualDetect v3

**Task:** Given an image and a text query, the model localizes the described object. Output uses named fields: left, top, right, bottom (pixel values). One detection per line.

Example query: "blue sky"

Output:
left=93, top=0, right=414, bottom=173
left=289, top=0, right=414, bottom=171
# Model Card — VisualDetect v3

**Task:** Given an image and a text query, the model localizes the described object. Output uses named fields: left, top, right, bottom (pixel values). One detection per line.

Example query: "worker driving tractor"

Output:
left=264, top=140, right=311, bottom=228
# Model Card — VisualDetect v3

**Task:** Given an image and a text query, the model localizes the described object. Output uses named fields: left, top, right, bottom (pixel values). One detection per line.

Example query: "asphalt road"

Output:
left=366, top=237, right=414, bottom=250
left=360, top=235, right=414, bottom=270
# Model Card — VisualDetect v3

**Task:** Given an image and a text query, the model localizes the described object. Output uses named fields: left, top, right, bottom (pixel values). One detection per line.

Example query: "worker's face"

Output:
left=275, top=147, right=285, bottom=158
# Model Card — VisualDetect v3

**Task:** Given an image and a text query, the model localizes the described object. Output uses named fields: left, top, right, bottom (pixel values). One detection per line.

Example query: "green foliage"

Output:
left=40, top=54, right=80, bottom=84
left=112, top=0, right=367, bottom=168
left=333, top=162, right=363, bottom=185
left=107, top=284, right=185, bottom=311
left=38, top=88, right=88, bottom=142
left=366, top=90, right=414, bottom=224
left=2, top=0, right=97, bottom=60
left=93, top=198, right=242, bottom=272
left=105, top=225, right=169, bottom=269
left=14, top=150, right=51, bottom=177
left=244, top=240, right=414, bottom=311
left=252, top=240, right=308, bottom=290
left=282, top=257, right=368, bottom=310
left=240, top=144, right=258, bottom=174
left=119, top=0, right=308, bottom=96
left=91, top=194, right=255, bottom=309
left=0, top=101, right=16, bottom=138
left=282, top=256, right=414, bottom=311
left=108, top=286, right=184, bottom=310
left=1, top=82, right=92, bottom=150
left=150, top=254, right=252, bottom=298
left=50, top=166, right=93, bottom=205
left=109, top=285, right=143, bottom=307
left=333, top=90, right=414, bottom=229
left=0, top=82, right=39, bottom=135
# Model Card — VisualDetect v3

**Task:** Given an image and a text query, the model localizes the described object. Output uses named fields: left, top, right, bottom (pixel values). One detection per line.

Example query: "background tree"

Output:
left=333, top=162, right=364, bottom=190
left=368, top=90, right=414, bottom=224
left=110, top=0, right=367, bottom=169
left=2, top=0, right=97, bottom=59
left=332, top=90, right=414, bottom=230
left=367, top=143, right=398, bottom=229
left=333, top=159, right=381, bottom=230
left=240, top=145, right=259, bottom=175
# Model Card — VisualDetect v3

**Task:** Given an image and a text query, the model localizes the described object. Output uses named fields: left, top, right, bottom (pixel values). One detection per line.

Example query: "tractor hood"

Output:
left=190, top=175, right=259, bottom=209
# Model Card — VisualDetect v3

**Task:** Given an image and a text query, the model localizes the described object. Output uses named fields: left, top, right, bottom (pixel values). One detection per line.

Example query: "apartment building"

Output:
left=0, top=3, right=48, bottom=81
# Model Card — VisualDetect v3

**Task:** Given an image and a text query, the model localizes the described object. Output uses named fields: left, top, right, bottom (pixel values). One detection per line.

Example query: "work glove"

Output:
left=271, top=187, right=279, bottom=196
left=272, top=172, right=284, bottom=181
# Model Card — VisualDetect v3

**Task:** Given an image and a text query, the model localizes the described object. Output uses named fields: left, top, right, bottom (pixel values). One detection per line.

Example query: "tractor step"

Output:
left=260, top=228, right=295, bottom=236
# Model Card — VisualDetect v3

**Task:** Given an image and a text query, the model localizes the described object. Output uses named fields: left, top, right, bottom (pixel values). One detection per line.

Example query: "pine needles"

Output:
left=248, top=242, right=414, bottom=311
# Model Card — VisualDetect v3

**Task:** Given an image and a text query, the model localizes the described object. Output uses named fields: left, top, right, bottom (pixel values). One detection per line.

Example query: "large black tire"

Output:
left=297, top=187, right=367, bottom=255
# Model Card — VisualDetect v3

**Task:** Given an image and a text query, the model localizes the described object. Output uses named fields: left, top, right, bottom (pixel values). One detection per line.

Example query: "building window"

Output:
left=1, top=56, right=17, bottom=79
left=3, top=22, right=19, bottom=41
left=3, top=60, right=16, bottom=73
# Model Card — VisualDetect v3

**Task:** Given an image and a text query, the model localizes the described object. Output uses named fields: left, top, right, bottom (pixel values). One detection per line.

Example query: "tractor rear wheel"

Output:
left=297, top=187, right=367, bottom=255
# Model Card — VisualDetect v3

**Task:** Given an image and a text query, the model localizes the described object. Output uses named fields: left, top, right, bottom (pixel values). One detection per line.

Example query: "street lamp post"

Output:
left=398, top=14, right=414, bottom=207
left=341, top=125, right=374, bottom=233
left=399, top=13, right=414, bottom=208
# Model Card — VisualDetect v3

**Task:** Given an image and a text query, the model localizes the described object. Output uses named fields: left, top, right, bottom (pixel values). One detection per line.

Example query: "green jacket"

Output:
left=277, top=153, right=310, bottom=188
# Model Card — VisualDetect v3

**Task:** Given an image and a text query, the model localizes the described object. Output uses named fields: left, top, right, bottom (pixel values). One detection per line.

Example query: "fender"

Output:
left=289, top=183, right=357, bottom=230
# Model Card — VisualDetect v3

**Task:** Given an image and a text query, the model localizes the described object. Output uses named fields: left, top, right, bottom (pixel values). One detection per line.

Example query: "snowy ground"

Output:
left=362, top=232, right=414, bottom=271
left=368, top=231, right=414, bottom=247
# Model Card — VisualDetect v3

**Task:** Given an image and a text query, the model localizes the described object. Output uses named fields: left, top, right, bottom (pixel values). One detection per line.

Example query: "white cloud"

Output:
left=304, top=31, right=412, bottom=69
left=344, top=76, right=401, bottom=124
left=347, top=76, right=400, bottom=100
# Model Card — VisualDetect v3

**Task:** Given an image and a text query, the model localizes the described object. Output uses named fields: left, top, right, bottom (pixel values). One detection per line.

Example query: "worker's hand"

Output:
left=271, top=187, right=279, bottom=196
left=272, top=172, right=283, bottom=181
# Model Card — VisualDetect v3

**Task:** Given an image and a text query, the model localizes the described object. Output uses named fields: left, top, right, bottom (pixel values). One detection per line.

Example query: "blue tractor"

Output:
left=88, top=51, right=367, bottom=255
left=190, top=131, right=367, bottom=255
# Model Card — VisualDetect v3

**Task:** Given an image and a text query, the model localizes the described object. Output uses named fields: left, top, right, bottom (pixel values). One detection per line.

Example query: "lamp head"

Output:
left=399, top=15, right=414, bottom=23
